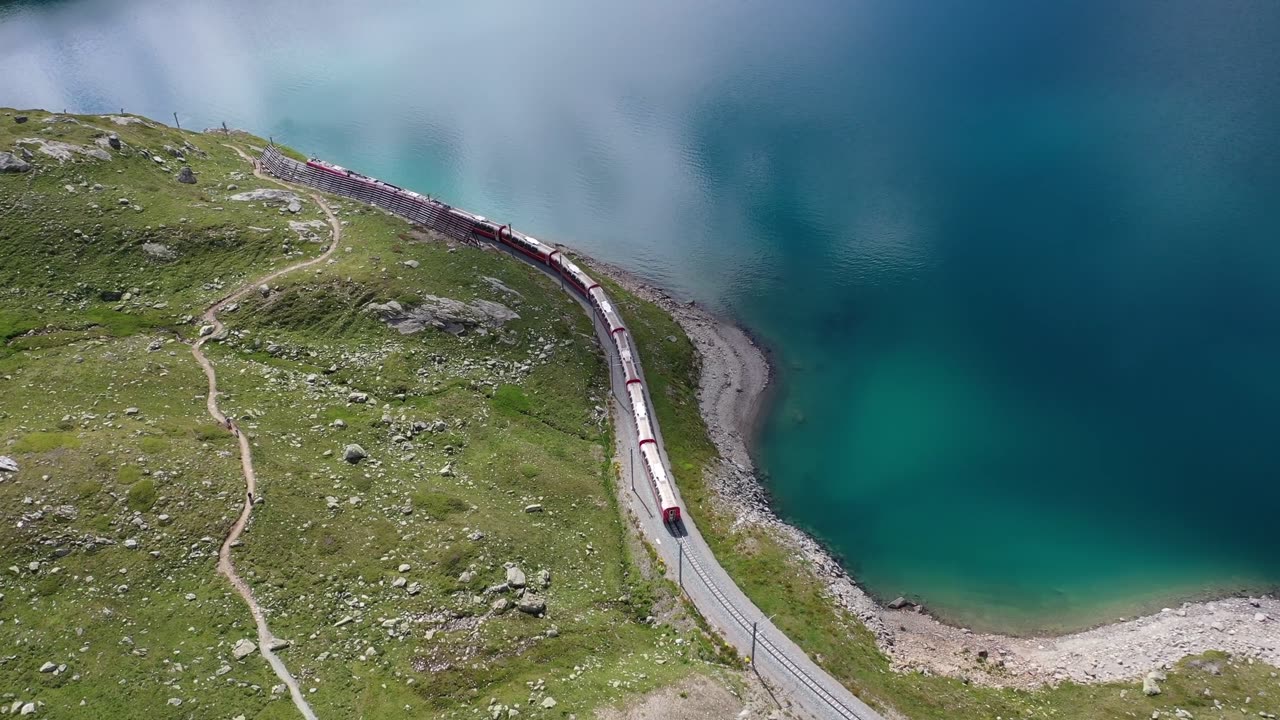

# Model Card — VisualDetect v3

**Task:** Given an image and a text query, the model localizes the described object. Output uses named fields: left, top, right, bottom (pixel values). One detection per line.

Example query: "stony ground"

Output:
left=0, top=108, right=746, bottom=718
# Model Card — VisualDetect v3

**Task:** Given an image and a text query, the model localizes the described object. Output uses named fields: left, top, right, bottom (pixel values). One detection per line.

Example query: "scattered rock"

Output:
left=343, top=444, right=367, bottom=463
left=887, top=596, right=912, bottom=610
left=266, top=637, right=291, bottom=651
left=39, top=661, right=56, bottom=673
left=348, top=392, right=369, bottom=404
left=142, top=242, right=178, bottom=260
left=107, top=133, right=121, bottom=149
left=1143, top=671, right=1164, bottom=696
left=14, top=115, right=28, bottom=124
left=286, top=198, right=302, bottom=213
left=439, top=462, right=456, bottom=477
left=258, top=284, right=270, bottom=297
left=231, top=638, right=257, bottom=660
left=0, top=456, right=18, bottom=473
left=540, top=697, right=557, bottom=709
left=403, top=259, right=420, bottom=269
left=176, top=166, right=197, bottom=184
left=524, top=503, right=544, bottom=513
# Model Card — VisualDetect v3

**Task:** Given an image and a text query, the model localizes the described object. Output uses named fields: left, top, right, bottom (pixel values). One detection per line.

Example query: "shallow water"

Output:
left=3, top=0, right=1279, bottom=632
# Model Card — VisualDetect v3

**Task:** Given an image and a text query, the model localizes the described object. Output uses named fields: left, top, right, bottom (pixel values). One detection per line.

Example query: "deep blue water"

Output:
left=3, top=0, right=1279, bottom=631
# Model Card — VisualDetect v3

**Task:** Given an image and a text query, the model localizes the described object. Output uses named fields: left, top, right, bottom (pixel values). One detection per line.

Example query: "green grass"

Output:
left=0, top=108, right=736, bottom=719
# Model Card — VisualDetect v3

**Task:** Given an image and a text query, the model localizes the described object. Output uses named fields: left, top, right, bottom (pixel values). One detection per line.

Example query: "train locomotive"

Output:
left=301, top=156, right=684, bottom=526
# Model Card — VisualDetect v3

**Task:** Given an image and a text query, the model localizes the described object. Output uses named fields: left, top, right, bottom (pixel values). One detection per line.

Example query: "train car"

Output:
left=283, top=148, right=684, bottom=526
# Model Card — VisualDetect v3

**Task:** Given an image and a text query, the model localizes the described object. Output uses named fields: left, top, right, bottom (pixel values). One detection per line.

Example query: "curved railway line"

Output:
left=255, top=145, right=884, bottom=720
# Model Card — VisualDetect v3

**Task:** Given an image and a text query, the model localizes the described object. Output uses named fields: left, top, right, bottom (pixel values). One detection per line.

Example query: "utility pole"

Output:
left=173, top=112, right=180, bottom=130
left=751, top=621, right=758, bottom=665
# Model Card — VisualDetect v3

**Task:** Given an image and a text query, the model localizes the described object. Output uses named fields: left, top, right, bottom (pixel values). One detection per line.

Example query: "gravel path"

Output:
left=188, top=146, right=339, bottom=720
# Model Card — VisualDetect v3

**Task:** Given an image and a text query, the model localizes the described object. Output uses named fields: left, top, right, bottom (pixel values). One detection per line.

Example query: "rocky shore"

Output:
left=585, top=257, right=1280, bottom=690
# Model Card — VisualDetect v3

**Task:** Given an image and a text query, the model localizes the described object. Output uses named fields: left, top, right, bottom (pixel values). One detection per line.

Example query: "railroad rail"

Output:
left=255, top=144, right=881, bottom=720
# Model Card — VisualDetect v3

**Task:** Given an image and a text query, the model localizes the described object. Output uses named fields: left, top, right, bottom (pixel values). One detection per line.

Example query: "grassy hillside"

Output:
left=594, top=274, right=1280, bottom=720
left=0, top=109, right=738, bottom=718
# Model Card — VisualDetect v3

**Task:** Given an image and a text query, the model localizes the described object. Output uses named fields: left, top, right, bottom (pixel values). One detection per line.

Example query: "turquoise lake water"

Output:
left=3, top=0, right=1279, bottom=632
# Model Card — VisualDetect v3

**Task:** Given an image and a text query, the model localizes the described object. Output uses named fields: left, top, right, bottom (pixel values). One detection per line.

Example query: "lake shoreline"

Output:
left=582, top=253, right=1280, bottom=689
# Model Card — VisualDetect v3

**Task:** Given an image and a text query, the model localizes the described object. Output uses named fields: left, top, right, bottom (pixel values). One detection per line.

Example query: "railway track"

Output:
left=255, top=145, right=886, bottom=720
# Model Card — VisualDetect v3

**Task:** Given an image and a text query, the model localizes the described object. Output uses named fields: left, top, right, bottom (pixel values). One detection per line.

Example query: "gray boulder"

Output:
left=107, top=133, right=121, bottom=149
left=232, top=638, right=257, bottom=660
left=1143, top=671, right=1163, bottom=696
left=343, top=444, right=367, bottom=463
left=516, top=595, right=546, bottom=615
left=176, top=166, right=197, bottom=184
left=0, top=152, right=30, bottom=173
left=14, top=115, right=28, bottom=124
left=0, top=456, right=18, bottom=473
left=506, top=566, right=527, bottom=588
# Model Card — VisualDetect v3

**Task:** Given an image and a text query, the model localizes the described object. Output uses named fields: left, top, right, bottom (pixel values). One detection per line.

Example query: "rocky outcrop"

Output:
left=16, top=138, right=111, bottom=162
left=229, top=188, right=301, bottom=205
left=142, top=243, right=177, bottom=260
left=176, top=166, right=197, bottom=184
left=366, top=297, right=518, bottom=336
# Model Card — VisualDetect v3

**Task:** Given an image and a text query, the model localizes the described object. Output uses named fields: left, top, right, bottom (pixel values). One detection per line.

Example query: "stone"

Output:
left=14, top=115, right=28, bottom=123
left=348, top=392, right=369, bottom=404
left=491, top=598, right=511, bottom=613
left=524, top=503, right=544, bottom=513
left=343, top=444, right=367, bottom=463
left=176, top=166, right=196, bottom=184
left=20, top=703, right=35, bottom=715
left=540, top=697, right=557, bottom=709
left=439, top=462, right=456, bottom=477
left=0, top=151, right=31, bottom=173
left=506, top=566, right=527, bottom=588
left=198, top=324, right=215, bottom=337
left=403, top=260, right=420, bottom=268
left=516, top=595, right=546, bottom=615
left=232, top=638, right=257, bottom=660
left=124, top=406, right=140, bottom=415
left=886, top=596, right=912, bottom=610
left=398, top=563, right=411, bottom=573
left=167, top=698, right=182, bottom=707
left=407, top=582, right=422, bottom=595
left=39, top=661, right=57, bottom=672
left=0, top=456, right=18, bottom=472
left=107, top=133, right=121, bottom=149
left=1143, top=671, right=1163, bottom=696
left=1256, top=612, right=1269, bottom=622
left=286, top=198, right=302, bottom=213
left=539, top=569, right=551, bottom=588
left=266, top=637, right=291, bottom=651
left=259, top=284, right=270, bottom=297
left=326, top=496, right=340, bottom=509
left=331, top=418, right=346, bottom=428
